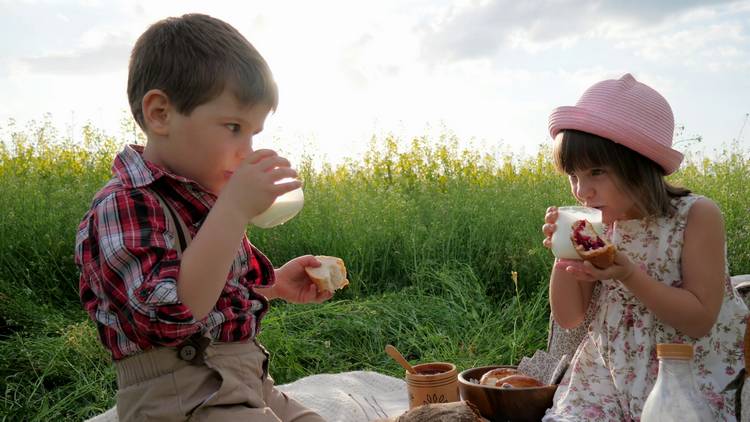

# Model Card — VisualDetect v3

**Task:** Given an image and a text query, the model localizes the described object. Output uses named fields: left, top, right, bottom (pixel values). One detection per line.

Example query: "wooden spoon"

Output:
left=385, top=344, right=416, bottom=374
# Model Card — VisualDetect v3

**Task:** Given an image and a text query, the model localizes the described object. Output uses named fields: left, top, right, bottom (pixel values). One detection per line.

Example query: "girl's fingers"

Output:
left=545, top=207, right=558, bottom=223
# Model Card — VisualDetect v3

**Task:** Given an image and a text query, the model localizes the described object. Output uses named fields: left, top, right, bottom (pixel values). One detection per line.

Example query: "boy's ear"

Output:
left=142, top=89, right=172, bottom=136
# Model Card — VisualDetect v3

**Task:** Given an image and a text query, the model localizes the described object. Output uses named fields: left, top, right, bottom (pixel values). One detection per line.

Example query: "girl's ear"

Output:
left=142, top=89, right=171, bottom=137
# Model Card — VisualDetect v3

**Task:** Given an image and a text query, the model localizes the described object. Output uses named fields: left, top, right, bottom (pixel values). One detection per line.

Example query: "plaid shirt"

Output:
left=75, top=145, right=275, bottom=360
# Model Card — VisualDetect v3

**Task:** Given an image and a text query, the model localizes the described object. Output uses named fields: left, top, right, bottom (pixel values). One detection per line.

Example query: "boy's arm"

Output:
left=176, top=196, right=248, bottom=320
left=176, top=149, right=301, bottom=320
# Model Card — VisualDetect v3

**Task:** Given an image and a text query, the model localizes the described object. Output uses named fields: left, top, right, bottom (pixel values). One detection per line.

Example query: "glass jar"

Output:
left=250, top=180, right=304, bottom=229
left=641, top=343, right=714, bottom=421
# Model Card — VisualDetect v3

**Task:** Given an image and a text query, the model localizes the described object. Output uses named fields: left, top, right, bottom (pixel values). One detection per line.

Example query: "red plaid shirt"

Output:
left=75, top=145, right=275, bottom=360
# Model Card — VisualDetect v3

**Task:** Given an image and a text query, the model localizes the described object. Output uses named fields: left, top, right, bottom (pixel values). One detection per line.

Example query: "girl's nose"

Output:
left=575, top=181, right=594, bottom=201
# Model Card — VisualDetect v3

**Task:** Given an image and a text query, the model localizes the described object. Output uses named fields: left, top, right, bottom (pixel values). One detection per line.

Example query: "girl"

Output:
left=541, top=74, right=747, bottom=421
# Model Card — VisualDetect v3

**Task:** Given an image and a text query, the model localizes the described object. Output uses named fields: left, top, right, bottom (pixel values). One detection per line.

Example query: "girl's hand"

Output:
left=556, top=251, right=637, bottom=283
left=265, top=255, right=333, bottom=304
left=542, top=206, right=558, bottom=249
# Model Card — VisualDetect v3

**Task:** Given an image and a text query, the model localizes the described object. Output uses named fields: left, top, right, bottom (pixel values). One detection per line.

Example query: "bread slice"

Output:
left=305, top=256, right=349, bottom=293
left=570, top=220, right=615, bottom=269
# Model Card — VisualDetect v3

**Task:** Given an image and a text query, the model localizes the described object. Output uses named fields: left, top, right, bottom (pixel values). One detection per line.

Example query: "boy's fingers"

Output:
left=246, top=149, right=278, bottom=165
left=271, top=178, right=302, bottom=196
left=258, top=156, right=293, bottom=172
left=297, top=255, right=321, bottom=268
left=266, top=166, right=298, bottom=181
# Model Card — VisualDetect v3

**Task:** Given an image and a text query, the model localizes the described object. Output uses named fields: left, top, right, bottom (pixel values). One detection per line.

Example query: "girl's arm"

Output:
left=550, top=263, right=597, bottom=329
left=570, top=198, right=726, bottom=338
left=618, top=198, right=725, bottom=338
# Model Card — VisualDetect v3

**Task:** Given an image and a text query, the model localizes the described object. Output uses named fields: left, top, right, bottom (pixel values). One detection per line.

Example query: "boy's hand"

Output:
left=220, top=149, right=302, bottom=223
left=542, top=206, right=558, bottom=248
left=265, top=255, right=333, bottom=304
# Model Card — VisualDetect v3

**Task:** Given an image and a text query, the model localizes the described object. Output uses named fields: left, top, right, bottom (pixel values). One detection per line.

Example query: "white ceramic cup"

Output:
left=250, top=178, right=304, bottom=229
left=550, top=206, right=604, bottom=260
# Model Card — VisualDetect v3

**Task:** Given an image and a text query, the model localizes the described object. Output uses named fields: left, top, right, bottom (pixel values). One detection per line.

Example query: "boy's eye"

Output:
left=591, top=168, right=605, bottom=176
left=226, top=123, right=241, bottom=133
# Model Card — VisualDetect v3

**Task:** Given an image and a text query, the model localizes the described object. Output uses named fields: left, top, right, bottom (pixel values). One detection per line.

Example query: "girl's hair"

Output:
left=553, top=130, right=690, bottom=217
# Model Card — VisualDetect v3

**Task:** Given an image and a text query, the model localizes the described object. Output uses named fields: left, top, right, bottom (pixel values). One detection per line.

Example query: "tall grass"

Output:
left=1, top=118, right=748, bottom=420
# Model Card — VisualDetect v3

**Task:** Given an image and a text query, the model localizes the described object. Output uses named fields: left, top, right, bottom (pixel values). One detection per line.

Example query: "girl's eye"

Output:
left=226, top=123, right=241, bottom=133
left=591, top=168, right=605, bottom=176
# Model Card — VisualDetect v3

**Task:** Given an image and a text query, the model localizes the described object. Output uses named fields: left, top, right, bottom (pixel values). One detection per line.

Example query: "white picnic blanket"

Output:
left=84, top=370, right=408, bottom=422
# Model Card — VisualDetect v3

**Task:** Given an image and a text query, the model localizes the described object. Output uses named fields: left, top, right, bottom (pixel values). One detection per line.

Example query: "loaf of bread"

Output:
left=480, top=368, right=545, bottom=388
left=305, top=256, right=349, bottom=293
left=570, top=219, right=615, bottom=269
left=493, top=374, right=545, bottom=388
left=479, top=368, right=518, bottom=386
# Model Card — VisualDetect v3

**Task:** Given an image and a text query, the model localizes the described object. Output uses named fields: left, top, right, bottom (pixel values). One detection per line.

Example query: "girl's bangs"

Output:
left=554, top=130, right=615, bottom=174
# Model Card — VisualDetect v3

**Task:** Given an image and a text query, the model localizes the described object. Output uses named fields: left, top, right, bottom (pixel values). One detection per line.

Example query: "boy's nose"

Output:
left=237, top=144, right=253, bottom=160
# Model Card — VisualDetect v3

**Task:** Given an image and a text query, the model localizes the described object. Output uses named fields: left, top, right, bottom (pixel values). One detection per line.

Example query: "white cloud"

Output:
left=419, top=0, right=746, bottom=62
left=20, top=33, right=132, bottom=75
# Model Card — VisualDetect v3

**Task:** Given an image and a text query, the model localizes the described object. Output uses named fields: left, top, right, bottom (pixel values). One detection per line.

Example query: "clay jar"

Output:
left=405, top=362, right=460, bottom=409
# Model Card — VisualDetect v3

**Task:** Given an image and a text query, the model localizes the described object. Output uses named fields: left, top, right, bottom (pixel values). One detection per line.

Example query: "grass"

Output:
left=1, top=118, right=748, bottom=420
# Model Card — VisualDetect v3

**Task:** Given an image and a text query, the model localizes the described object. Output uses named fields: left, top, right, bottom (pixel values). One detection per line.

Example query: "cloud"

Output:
left=19, top=31, right=131, bottom=75
left=419, top=0, right=744, bottom=62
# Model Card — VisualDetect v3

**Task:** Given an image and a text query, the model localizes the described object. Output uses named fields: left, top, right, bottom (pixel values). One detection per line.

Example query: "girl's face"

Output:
left=567, top=166, right=641, bottom=225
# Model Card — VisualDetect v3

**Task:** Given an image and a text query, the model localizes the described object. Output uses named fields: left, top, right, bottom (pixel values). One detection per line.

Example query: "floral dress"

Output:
left=543, top=195, right=748, bottom=421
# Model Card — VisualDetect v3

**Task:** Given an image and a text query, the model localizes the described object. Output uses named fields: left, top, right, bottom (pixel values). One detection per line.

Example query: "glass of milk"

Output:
left=550, top=206, right=603, bottom=260
left=250, top=178, right=304, bottom=229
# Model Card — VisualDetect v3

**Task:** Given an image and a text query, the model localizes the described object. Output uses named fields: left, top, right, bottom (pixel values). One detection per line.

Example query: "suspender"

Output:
left=148, top=188, right=210, bottom=364
left=149, top=188, right=192, bottom=255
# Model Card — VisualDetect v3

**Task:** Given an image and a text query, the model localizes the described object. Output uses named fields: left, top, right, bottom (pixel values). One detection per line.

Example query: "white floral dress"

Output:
left=543, top=195, right=748, bottom=421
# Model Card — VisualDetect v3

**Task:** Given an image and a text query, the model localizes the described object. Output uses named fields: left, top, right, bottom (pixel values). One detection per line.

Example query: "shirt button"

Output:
left=179, top=345, right=197, bottom=361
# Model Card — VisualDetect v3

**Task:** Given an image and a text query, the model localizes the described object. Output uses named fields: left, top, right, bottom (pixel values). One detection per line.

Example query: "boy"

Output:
left=75, top=14, right=331, bottom=421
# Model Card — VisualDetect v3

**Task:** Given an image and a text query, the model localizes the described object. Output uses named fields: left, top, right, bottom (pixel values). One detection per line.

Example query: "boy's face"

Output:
left=157, top=89, right=271, bottom=194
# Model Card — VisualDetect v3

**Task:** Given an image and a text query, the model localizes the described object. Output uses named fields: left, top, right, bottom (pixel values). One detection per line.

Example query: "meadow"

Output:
left=1, top=118, right=749, bottom=421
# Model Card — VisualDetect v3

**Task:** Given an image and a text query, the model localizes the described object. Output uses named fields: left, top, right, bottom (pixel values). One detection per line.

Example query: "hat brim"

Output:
left=549, top=106, right=683, bottom=175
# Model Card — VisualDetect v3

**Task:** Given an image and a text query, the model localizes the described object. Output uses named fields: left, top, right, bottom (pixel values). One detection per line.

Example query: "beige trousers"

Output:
left=114, top=339, right=325, bottom=422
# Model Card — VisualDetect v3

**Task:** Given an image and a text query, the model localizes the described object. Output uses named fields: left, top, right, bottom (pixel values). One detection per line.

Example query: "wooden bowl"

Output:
left=458, top=365, right=558, bottom=422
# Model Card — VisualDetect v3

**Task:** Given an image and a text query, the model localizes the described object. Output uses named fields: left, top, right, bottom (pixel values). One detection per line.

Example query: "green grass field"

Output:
left=1, top=119, right=749, bottom=420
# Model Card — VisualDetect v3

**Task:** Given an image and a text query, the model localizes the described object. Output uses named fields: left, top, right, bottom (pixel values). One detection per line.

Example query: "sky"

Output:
left=1, top=0, right=749, bottom=165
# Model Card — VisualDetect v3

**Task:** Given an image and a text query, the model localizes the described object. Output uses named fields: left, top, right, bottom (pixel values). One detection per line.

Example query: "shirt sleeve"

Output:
left=95, top=189, right=200, bottom=346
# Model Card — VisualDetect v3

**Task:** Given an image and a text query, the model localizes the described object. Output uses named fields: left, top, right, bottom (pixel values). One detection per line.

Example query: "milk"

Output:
left=250, top=182, right=304, bottom=229
left=550, top=206, right=603, bottom=260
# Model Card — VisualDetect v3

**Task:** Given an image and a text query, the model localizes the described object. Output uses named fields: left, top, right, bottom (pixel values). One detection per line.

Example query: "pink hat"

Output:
left=548, top=73, right=683, bottom=175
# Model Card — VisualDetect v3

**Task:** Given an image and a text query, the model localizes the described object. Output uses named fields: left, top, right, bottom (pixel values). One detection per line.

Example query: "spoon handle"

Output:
left=385, top=344, right=416, bottom=374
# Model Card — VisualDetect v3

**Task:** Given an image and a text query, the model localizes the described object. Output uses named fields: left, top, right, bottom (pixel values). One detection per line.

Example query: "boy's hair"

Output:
left=553, top=130, right=690, bottom=217
left=128, top=13, right=278, bottom=130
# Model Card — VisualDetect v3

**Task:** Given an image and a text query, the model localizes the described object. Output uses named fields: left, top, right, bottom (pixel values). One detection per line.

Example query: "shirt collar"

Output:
left=113, top=144, right=196, bottom=189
